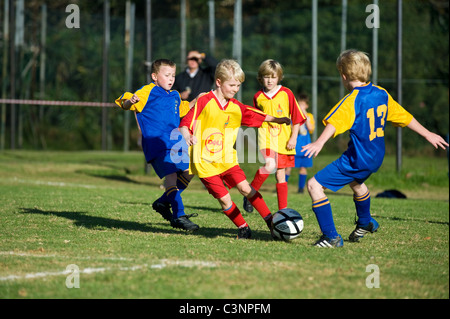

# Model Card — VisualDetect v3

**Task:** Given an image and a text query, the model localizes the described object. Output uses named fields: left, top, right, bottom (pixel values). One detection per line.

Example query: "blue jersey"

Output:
left=323, top=82, right=413, bottom=178
left=116, top=83, right=190, bottom=163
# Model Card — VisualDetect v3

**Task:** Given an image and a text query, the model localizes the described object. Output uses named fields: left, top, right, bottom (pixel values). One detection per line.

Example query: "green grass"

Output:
left=0, top=150, right=448, bottom=299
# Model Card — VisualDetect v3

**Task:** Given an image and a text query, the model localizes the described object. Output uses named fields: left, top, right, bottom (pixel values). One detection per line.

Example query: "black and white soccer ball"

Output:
left=271, top=208, right=304, bottom=242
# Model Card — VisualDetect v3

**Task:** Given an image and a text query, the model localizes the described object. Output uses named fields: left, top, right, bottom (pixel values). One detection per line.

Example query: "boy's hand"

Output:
left=301, top=141, right=324, bottom=158
left=286, top=137, right=297, bottom=151
left=278, top=117, right=291, bottom=125
left=264, top=115, right=290, bottom=125
left=130, top=94, right=140, bottom=105
left=187, top=135, right=198, bottom=146
left=180, top=126, right=197, bottom=146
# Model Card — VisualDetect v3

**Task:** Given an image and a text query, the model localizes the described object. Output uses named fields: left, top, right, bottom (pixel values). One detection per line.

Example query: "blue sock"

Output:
left=285, top=174, right=290, bottom=182
left=354, top=191, right=371, bottom=226
left=312, top=197, right=338, bottom=238
left=157, top=173, right=190, bottom=204
left=166, top=186, right=185, bottom=219
left=176, top=173, right=190, bottom=194
left=298, top=174, right=307, bottom=190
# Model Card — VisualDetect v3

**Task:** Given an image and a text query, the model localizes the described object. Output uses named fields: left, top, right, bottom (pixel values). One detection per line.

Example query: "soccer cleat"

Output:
left=237, top=226, right=252, bottom=239
left=349, top=218, right=379, bottom=242
left=314, top=234, right=344, bottom=248
left=152, top=200, right=173, bottom=221
left=242, top=196, right=254, bottom=213
left=171, top=214, right=200, bottom=231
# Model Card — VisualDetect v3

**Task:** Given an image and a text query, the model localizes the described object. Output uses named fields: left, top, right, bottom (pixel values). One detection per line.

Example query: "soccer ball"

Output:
left=271, top=208, right=304, bottom=242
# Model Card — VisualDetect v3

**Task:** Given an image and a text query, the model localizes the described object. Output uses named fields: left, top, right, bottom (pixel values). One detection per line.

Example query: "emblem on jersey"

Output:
left=276, top=104, right=283, bottom=116
left=204, top=132, right=224, bottom=154
left=269, top=123, right=281, bottom=137
left=224, top=116, right=230, bottom=128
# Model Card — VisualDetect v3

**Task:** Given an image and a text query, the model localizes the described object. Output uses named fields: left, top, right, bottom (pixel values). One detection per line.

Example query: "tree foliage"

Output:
left=1, top=0, right=448, bottom=154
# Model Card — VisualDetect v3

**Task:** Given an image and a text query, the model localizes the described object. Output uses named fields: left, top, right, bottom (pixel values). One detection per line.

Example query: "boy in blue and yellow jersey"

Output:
left=244, top=60, right=306, bottom=213
left=115, top=59, right=200, bottom=231
left=302, top=50, right=449, bottom=247
left=179, top=59, right=290, bottom=239
left=285, top=93, right=315, bottom=193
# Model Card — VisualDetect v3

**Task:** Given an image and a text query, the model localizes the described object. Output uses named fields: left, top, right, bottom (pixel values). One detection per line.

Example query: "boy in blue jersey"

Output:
left=115, top=59, right=200, bottom=231
left=302, top=50, right=448, bottom=248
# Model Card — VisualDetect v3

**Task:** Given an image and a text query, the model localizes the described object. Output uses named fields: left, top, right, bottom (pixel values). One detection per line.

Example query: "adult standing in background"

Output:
left=173, top=50, right=218, bottom=102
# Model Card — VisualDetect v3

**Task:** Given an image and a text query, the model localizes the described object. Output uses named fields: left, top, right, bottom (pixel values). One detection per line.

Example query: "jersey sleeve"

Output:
left=114, top=85, right=151, bottom=113
left=286, top=88, right=306, bottom=126
left=179, top=94, right=209, bottom=133
left=386, top=93, right=413, bottom=127
left=307, top=112, right=315, bottom=134
left=179, top=100, right=190, bottom=118
left=323, top=92, right=357, bottom=137
left=239, top=101, right=267, bottom=127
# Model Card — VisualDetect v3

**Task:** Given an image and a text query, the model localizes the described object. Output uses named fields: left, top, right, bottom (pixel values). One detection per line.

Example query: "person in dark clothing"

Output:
left=173, top=50, right=218, bottom=102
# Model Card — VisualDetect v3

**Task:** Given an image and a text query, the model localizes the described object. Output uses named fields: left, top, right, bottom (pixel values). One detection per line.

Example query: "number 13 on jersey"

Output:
left=367, top=104, right=387, bottom=141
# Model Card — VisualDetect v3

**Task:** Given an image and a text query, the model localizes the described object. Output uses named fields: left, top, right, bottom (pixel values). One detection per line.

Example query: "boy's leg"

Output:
left=244, top=153, right=276, bottom=213
left=163, top=173, right=198, bottom=231
left=350, top=182, right=371, bottom=225
left=348, top=182, right=379, bottom=242
left=155, top=170, right=192, bottom=204
left=237, top=180, right=273, bottom=229
left=218, top=193, right=249, bottom=229
left=275, top=168, right=288, bottom=210
left=201, top=173, right=251, bottom=239
left=163, top=173, right=185, bottom=219
left=298, top=167, right=308, bottom=193
left=307, top=177, right=342, bottom=247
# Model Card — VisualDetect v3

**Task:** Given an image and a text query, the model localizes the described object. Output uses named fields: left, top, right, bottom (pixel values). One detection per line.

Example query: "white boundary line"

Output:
left=0, top=251, right=218, bottom=282
left=7, top=177, right=100, bottom=189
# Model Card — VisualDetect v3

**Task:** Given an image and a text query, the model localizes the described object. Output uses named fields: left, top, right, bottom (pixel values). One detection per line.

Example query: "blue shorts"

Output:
left=315, top=159, right=371, bottom=192
left=294, top=153, right=313, bottom=168
left=150, top=148, right=189, bottom=179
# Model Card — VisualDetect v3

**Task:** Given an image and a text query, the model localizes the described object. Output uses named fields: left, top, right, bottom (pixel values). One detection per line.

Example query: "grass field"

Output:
left=0, top=150, right=448, bottom=300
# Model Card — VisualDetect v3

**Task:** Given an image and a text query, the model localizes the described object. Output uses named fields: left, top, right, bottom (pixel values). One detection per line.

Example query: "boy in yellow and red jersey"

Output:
left=179, top=59, right=290, bottom=239
left=244, top=60, right=306, bottom=213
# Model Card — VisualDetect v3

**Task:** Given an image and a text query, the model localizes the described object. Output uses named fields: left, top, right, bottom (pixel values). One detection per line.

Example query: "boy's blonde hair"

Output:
left=257, top=59, right=284, bottom=85
left=215, top=59, right=245, bottom=83
left=336, top=50, right=372, bottom=82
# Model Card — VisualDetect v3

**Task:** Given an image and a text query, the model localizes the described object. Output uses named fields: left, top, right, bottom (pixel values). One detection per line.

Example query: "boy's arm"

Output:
left=407, top=118, right=449, bottom=150
left=286, top=123, right=300, bottom=151
left=264, top=115, right=290, bottom=125
left=301, top=123, right=336, bottom=158
left=179, top=126, right=197, bottom=146
left=121, top=94, right=140, bottom=110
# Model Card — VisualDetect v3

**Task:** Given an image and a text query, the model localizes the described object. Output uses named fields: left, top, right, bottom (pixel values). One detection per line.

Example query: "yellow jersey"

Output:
left=180, top=91, right=267, bottom=178
left=254, top=86, right=306, bottom=155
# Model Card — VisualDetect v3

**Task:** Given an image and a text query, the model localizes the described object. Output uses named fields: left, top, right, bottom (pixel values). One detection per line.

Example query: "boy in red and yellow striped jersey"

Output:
left=244, top=60, right=306, bottom=213
left=179, top=59, right=290, bottom=239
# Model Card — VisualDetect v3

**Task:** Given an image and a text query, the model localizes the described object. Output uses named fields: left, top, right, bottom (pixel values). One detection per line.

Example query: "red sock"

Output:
left=223, top=202, right=248, bottom=228
left=248, top=191, right=272, bottom=221
left=250, top=168, right=270, bottom=191
left=276, top=182, right=288, bottom=210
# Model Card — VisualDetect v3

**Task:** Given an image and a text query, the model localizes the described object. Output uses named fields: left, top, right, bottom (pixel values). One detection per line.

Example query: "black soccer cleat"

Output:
left=242, top=196, right=254, bottom=213
left=152, top=200, right=172, bottom=221
left=236, top=226, right=252, bottom=239
left=171, top=214, right=200, bottom=231
left=349, top=218, right=379, bottom=242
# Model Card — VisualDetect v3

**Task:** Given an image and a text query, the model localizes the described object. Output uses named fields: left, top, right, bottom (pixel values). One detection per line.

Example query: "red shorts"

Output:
left=200, top=165, right=247, bottom=199
left=261, top=149, right=295, bottom=168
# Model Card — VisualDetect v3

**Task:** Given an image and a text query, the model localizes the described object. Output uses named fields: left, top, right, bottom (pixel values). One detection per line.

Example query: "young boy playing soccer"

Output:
left=302, top=49, right=449, bottom=247
left=115, top=59, right=200, bottom=231
left=285, top=93, right=315, bottom=193
left=179, top=59, right=290, bottom=239
left=243, top=60, right=306, bottom=213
